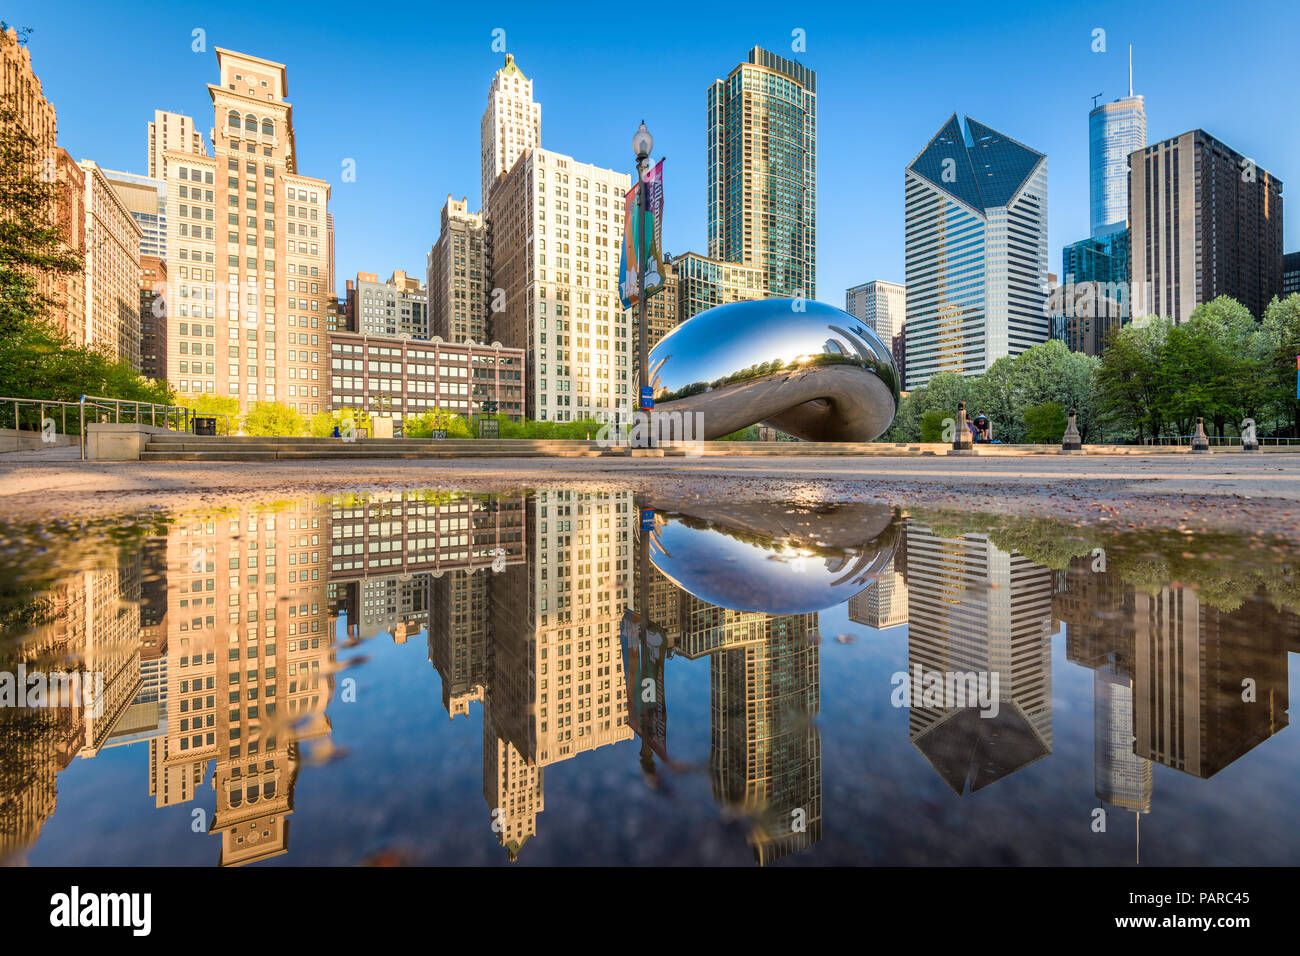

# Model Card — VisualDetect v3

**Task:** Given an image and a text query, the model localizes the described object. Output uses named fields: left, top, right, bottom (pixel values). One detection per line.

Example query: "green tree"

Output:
left=918, top=409, right=950, bottom=442
left=190, top=394, right=239, bottom=434
left=968, top=356, right=1020, bottom=442
left=1262, top=295, right=1300, bottom=436
left=406, top=407, right=471, bottom=438
left=1095, top=318, right=1169, bottom=442
left=0, top=88, right=82, bottom=341
left=241, top=401, right=306, bottom=437
left=1023, top=401, right=1067, bottom=443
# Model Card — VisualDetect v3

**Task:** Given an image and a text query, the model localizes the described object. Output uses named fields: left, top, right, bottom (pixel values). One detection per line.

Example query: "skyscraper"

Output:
left=1130, top=130, right=1283, bottom=323
left=147, top=110, right=204, bottom=180
left=480, top=53, right=540, bottom=209
left=707, top=47, right=817, bottom=299
left=673, top=251, right=765, bottom=321
left=487, top=148, right=631, bottom=422
left=160, top=48, right=332, bottom=413
left=428, top=195, right=487, bottom=343
left=845, top=279, right=906, bottom=347
left=1089, top=49, right=1146, bottom=239
left=904, top=115, right=1048, bottom=389
left=78, top=160, right=143, bottom=370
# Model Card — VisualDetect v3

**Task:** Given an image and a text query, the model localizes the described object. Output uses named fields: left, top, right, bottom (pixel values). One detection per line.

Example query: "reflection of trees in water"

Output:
left=918, top=509, right=1300, bottom=614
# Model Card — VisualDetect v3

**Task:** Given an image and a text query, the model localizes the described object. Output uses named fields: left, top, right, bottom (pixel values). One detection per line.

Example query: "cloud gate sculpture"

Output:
left=647, top=298, right=899, bottom=442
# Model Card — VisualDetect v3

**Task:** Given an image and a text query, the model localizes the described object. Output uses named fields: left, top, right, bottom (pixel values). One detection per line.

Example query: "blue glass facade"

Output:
left=1088, top=96, right=1145, bottom=238
left=1062, top=230, right=1130, bottom=291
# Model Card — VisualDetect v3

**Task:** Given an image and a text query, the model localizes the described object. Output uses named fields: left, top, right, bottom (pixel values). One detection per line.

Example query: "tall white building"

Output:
left=480, top=53, right=541, bottom=208
left=904, top=115, right=1048, bottom=390
left=845, top=279, right=905, bottom=345
left=488, top=148, right=631, bottom=422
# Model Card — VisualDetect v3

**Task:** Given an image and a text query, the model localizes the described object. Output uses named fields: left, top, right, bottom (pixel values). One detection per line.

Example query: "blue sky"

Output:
left=9, top=0, right=1298, bottom=304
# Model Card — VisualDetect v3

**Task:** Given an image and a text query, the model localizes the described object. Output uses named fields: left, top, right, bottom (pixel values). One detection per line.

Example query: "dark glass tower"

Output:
left=706, top=47, right=817, bottom=300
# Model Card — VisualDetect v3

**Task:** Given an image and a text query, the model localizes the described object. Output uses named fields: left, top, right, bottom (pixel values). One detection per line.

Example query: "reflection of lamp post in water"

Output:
left=632, top=121, right=653, bottom=447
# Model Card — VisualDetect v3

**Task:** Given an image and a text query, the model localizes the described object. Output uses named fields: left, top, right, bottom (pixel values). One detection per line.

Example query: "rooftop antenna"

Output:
left=1091, top=92, right=1103, bottom=109
left=1128, top=44, right=1133, bottom=97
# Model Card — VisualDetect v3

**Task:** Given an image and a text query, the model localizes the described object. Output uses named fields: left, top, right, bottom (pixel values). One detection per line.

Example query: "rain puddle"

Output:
left=0, top=490, right=1296, bottom=865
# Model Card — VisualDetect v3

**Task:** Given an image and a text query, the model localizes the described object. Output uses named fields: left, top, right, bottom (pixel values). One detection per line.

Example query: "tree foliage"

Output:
left=0, top=87, right=170, bottom=410
left=241, top=401, right=306, bottom=437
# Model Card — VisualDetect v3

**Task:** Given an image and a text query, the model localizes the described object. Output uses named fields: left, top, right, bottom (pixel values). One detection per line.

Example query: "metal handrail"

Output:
left=1142, top=435, right=1300, bottom=446
left=1, top=395, right=230, bottom=459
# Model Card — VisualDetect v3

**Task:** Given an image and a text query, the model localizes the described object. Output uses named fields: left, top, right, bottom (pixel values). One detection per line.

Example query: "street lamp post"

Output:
left=632, top=121, right=653, bottom=447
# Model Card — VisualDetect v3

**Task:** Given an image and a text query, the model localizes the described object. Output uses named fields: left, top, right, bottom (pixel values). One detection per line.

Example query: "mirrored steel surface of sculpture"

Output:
left=648, top=298, right=899, bottom=441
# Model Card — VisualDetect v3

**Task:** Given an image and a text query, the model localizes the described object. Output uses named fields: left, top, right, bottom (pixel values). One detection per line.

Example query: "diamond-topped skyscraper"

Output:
left=903, top=115, right=1048, bottom=389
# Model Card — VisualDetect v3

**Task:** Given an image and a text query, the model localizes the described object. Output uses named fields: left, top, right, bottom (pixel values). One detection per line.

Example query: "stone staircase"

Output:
left=140, top=436, right=613, bottom=460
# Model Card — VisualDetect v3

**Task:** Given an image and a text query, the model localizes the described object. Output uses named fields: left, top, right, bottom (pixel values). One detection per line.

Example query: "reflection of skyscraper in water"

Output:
left=0, top=546, right=142, bottom=857
left=1054, top=557, right=1151, bottom=817
left=707, top=609, right=821, bottom=865
left=158, top=503, right=336, bottom=865
left=1133, top=586, right=1289, bottom=779
left=902, top=526, right=1054, bottom=794
left=429, top=572, right=489, bottom=718
left=847, top=553, right=908, bottom=629
left=663, top=573, right=821, bottom=864
left=478, top=491, right=634, bottom=859
left=1094, top=668, right=1151, bottom=813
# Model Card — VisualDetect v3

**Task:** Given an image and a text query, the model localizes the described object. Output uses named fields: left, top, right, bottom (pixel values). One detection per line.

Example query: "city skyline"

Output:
left=11, top=0, right=1299, bottom=311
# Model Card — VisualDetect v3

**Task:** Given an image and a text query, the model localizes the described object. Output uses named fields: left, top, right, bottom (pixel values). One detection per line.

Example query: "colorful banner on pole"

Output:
left=619, top=158, right=665, bottom=310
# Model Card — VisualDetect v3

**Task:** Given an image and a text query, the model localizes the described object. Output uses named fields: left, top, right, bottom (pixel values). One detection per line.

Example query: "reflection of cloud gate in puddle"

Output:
left=644, top=501, right=899, bottom=614
left=648, top=298, right=899, bottom=442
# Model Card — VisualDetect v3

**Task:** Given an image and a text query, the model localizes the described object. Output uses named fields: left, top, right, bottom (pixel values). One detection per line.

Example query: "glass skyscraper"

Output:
left=706, top=47, right=816, bottom=299
left=903, top=114, right=1048, bottom=389
left=1088, top=56, right=1145, bottom=238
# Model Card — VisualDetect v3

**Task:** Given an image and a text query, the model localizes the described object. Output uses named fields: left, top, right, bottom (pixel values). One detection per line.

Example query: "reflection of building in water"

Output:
left=430, top=572, right=489, bottom=718
left=1094, top=667, right=1151, bottom=813
left=0, top=540, right=150, bottom=857
left=1054, top=558, right=1151, bottom=816
left=80, top=556, right=144, bottom=757
left=159, top=503, right=336, bottom=865
left=901, top=526, right=1054, bottom=794
left=657, top=568, right=822, bottom=864
left=101, top=537, right=169, bottom=752
left=358, top=577, right=428, bottom=643
left=1133, top=586, right=1289, bottom=779
left=707, top=609, right=822, bottom=865
left=847, top=553, right=908, bottom=629
left=481, top=491, right=633, bottom=858
left=329, top=492, right=525, bottom=652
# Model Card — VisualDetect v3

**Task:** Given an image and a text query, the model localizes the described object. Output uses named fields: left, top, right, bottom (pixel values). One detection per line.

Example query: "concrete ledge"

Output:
left=0, top=427, right=72, bottom=451
left=88, top=423, right=177, bottom=460
left=136, top=434, right=1300, bottom=461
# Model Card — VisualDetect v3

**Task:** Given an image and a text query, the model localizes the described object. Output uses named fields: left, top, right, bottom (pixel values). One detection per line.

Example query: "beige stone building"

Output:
left=161, top=48, right=331, bottom=413
left=79, top=160, right=143, bottom=369
left=52, top=149, right=86, bottom=346
left=147, top=109, right=204, bottom=179
left=428, top=195, right=487, bottom=343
